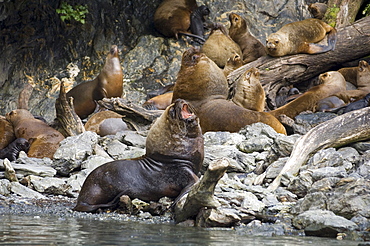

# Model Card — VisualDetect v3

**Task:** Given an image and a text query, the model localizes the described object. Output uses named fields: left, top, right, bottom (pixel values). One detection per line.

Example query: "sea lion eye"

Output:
left=191, top=55, right=198, bottom=61
left=235, top=17, right=239, bottom=21
left=275, top=40, right=279, bottom=44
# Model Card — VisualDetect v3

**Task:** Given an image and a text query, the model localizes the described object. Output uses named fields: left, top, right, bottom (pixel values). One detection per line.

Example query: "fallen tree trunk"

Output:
left=267, top=107, right=370, bottom=192
left=228, top=16, right=370, bottom=107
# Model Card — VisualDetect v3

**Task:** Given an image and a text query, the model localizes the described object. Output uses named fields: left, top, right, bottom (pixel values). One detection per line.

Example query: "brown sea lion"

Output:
left=142, top=92, right=173, bottom=110
left=0, top=116, right=15, bottom=149
left=228, top=13, right=267, bottom=64
left=153, top=0, right=205, bottom=42
left=0, top=138, right=30, bottom=161
left=200, top=23, right=242, bottom=68
left=308, top=3, right=328, bottom=19
left=335, top=60, right=370, bottom=102
left=338, top=66, right=357, bottom=85
left=73, top=99, right=204, bottom=212
left=5, top=109, right=65, bottom=159
left=172, top=47, right=286, bottom=135
left=266, top=18, right=337, bottom=57
left=223, top=53, right=243, bottom=78
left=269, top=71, right=347, bottom=119
left=231, top=67, right=265, bottom=112
left=66, top=45, right=123, bottom=119
left=84, top=111, right=128, bottom=136
left=316, top=96, right=346, bottom=112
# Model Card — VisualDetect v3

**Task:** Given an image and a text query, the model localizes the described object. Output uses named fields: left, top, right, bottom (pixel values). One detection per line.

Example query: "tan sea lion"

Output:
left=0, top=115, right=15, bottom=149
left=269, top=71, right=347, bottom=119
left=308, top=3, right=328, bottom=19
left=266, top=18, right=337, bottom=57
left=338, top=66, right=357, bottom=85
left=142, top=92, right=173, bottom=110
left=223, top=53, right=243, bottom=78
left=153, top=0, right=205, bottom=42
left=5, top=109, right=65, bottom=159
left=172, top=47, right=286, bottom=134
left=231, top=67, right=265, bottom=112
left=228, top=13, right=267, bottom=64
left=200, top=23, right=242, bottom=68
left=84, top=111, right=128, bottom=136
left=73, top=99, right=204, bottom=212
left=335, top=60, right=370, bottom=102
left=66, top=45, right=123, bottom=119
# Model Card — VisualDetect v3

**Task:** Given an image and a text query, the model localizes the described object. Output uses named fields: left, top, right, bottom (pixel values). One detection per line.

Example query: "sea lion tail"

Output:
left=327, top=27, right=337, bottom=51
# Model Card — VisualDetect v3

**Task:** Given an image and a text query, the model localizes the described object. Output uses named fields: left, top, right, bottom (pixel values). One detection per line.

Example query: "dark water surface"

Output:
left=0, top=214, right=361, bottom=245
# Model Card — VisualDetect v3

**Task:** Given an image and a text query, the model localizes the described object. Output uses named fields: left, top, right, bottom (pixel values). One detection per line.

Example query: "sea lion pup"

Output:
left=0, top=138, right=30, bottom=161
left=5, top=109, right=65, bottom=159
left=223, top=53, right=243, bottom=78
left=0, top=115, right=15, bottom=149
left=230, top=67, right=265, bottom=112
left=269, top=71, right=347, bottom=119
left=308, top=2, right=328, bottom=19
left=338, top=93, right=370, bottom=114
left=200, top=22, right=242, bottom=68
left=73, top=99, right=204, bottom=212
left=143, top=92, right=173, bottom=110
left=190, top=5, right=210, bottom=39
left=84, top=111, right=129, bottom=136
left=335, top=60, right=370, bottom=102
left=153, top=0, right=206, bottom=42
left=316, top=96, right=346, bottom=112
left=172, top=47, right=286, bottom=135
left=66, top=45, right=123, bottom=119
left=228, top=13, right=267, bottom=64
left=266, top=18, right=337, bottom=57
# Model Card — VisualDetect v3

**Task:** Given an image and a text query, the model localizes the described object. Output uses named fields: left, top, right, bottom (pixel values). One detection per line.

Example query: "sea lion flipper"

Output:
left=307, top=28, right=337, bottom=54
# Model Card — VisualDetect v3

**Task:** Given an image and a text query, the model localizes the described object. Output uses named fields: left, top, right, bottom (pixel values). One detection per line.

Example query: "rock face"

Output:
left=0, top=0, right=312, bottom=121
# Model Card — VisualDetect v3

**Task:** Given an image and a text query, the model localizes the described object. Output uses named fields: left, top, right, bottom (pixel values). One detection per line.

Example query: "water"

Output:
left=0, top=215, right=361, bottom=245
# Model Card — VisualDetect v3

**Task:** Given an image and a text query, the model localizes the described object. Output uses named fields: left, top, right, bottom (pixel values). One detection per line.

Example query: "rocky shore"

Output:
left=1, top=111, right=369, bottom=242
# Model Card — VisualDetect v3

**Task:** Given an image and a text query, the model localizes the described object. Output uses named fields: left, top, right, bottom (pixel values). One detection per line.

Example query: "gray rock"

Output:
left=29, top=175, right=70, bottom=196
left=10, top=182, right=45, bottom=199
left=351, top=141, right=370, bottom=154
left=265, top=157, right=288, bottom=179
left=241, top=192, right=265, bottom=213
left=4, top=162, right=57, bottom=178
left=0, top=179, right=11, bottom=195
left=292, top=209, right=358, bottom=237
left=306, top=148, right=344, bottom=169
left=80, top=155, right=114, bottom=171
left=287, top=171, right=313, bottom=198
left=118, top=131, right=147, bottom=148
left=293, top=112, right=338, bottom=135
left=204, top=131, right=245, bottom=146
left=196, top=207, right=241, bottom=227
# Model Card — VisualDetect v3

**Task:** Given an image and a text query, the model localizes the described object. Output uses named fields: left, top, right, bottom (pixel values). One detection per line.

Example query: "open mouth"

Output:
left=181, top=103, right=194, bottom=119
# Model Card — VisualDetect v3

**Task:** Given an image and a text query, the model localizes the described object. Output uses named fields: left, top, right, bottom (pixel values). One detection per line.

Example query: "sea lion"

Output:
left=84, top=110, right=128, bottom=136
left=228, top=13, right=267, bottom=64
left=230, top=67, right=265, bottom=112
left=5, top=109, right=65, bottom=159
left=269, top=71, right=347, bottom=119
left=66, top=45, right=123, bottom=119
left=338, top=66, right=357, bottom=85
left=142, top=92, right=173, bottom=110
left=266, top=18, right=337, bottom=57
left=190, top=5, right=210, bottom=39
left=308, top=3, right=328, bottom=19
left=172, top=47, right=287, bottom=135
left=335, top=60, right=370, bottom=102
left=73, top=99, right=204, bottom=212
left=316, top=96, right=346, bottom=112
left=223, top=53, right=243, bottom=78
left=0, top=138, right=30, bottom=161
left=0, top=115, right=15, bottom=149
left=153, top=0, right=205, bottom=42
left=200, top=23, right=242, bottom=68
left=337, top=93, right=370, bottom=115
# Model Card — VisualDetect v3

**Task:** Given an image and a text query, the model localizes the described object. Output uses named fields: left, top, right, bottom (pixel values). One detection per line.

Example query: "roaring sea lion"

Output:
left=335, top=60, right=370, bottom=102
left=230, top=67, right=265, bottom=112
left=0, top=138, right=30, bottom=161
left=84, top=111, right=128, bottom=136
left=223, top=53, right=243, bottom=78
left=73, top=99, right=204, bottom=212
left=154, top=0, right=205, bottom=42
left=0, top=115, right=15, bottom=149
left=172, top=47, right=286, bottom=134
left=228, top=13, right=267, bottom=64
left=269, top=71, right=347, bottom=119
left=142, top=92, right=173, bottom=110
left=66, top=45, right=123, bottom=119
left=200, top=23, right=242, bottom=68
left=266, top=18, right=337, bottom=57
left=5, top=109, right=65, bottom=159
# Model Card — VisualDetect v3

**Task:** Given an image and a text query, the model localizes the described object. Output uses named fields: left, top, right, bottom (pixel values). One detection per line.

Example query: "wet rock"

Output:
left=196, top=207, right=241, bottom=227
left=292, top=209, right=358, bottom=237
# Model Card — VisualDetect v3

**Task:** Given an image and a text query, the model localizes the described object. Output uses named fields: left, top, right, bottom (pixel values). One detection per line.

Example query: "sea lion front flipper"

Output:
left=307, top=28, right=337, bottom=54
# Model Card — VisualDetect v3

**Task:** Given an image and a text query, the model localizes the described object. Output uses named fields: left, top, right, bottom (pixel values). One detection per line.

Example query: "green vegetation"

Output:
left=326, top=4, right=340, bottom=27
left=363, top=3, right=370, bottom=16
left=56, top=2, right=89, bottom=24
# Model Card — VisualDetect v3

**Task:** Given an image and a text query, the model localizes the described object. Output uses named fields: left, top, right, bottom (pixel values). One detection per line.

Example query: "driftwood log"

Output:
left=97, top=97, right=163, bottom=131
left=267, top=107, right=370, bottom=192
left=228, top=16, right=370, bottom=109
left=54, top=81, right=85, bottom=137
left=173, top=158, right=229, bottom=223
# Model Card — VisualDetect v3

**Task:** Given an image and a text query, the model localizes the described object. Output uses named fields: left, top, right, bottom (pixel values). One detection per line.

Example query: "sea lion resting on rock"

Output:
left=0, top=115, right=15, bottom=149
left=228, top=13, right=267, bottom=64
left=5, top=109, right=65, bottom=159
left=67, top=45, right=123, bottom=119
left=266, top=18, right=337, bottom=57
left=154, top=0, right=206, bottom=42
left=142, top=92, right=173, bottom=110
left=172, top=47, right=286, bottom=135
left=316, top=96, right=346, bottom=112
left=230, top=67, right=265, bottom=112
left=73, top=99, right=204, bottom=212
left=0, top=138, right=30, bottom=161
left=269, top=71, right=347, bottom=119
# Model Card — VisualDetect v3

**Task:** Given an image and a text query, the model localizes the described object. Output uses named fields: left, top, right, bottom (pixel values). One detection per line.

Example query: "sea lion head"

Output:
left=6, top=109, right=34, bottom=126
left=266, top=33, right=287, bottom=57
left=244, top=67, right=260, bottom=82
left=229, top=13, right=246, bottom=31
left=318, top=71, right=346, bottom=89
left=145, top=99, right=203, bottom=161
left=108, top=45, right=119, bottom=58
